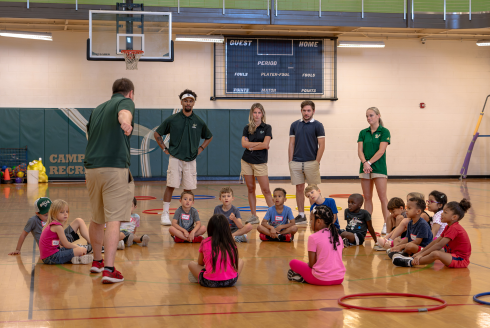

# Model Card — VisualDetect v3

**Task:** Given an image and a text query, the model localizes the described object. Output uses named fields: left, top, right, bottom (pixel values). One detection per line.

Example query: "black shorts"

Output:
left=64, top=226, right=80, bottom=243
left=198, top=270, right=238, bottom=288
left=121, top=230, right=131, bottom=242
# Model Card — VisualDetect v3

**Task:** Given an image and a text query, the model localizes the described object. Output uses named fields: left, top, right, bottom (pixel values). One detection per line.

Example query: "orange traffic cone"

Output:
left=3, top=169, right=11, bottom=184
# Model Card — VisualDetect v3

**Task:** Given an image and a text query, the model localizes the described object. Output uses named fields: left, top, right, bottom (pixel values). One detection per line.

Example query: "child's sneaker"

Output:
left=117, top=240, right=125, bottom=250
left=373, top=245, right=385, bottom=251
left=287, top=269, right=305, bottom=283
left=188, top=271, right=198, bottom=283
left=90, top=260, right=105, bottom=273
left=125, top=233, right=134, bottom=247
left=192, top=236, right=203, bottom=243
left=71, top=254, right=94, bottom=265
left=234, top=235, right=248, bottom=243
left=102, top=268, right=124, bottom=284
left=173, top=236, right=186, bottom=243
left=343, top=238, right=354, bottom=247
left=259, top=233, right=269, bottom=241
left=392, top=254, right=413, bottom=267
left=77, top=244, right=93, bottom=254
left=141, top=234, right=150, bottom=247
left=278, top=234, right=292, bottom=242
left=381, top=223, right=387, bottom=234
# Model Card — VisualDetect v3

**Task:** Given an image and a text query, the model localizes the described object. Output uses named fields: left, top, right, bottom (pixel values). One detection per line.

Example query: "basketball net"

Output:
left=121, top=50, right=144, bottom=70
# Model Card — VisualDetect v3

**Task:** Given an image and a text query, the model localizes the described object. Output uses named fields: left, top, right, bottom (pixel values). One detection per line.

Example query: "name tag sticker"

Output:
left=275, top=215, right=283, bottom=222
left=410, top=234, right=417, bottom=241
left=52, top=240, right=59, bottom=246
left=182, top=214, right=190, bottom=221
left=42, top=222, right=46, bottom=227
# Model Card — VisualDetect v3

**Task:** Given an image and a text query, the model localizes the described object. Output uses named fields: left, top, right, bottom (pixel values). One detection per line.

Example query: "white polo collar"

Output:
left=300, top=118, right=315, bottom=123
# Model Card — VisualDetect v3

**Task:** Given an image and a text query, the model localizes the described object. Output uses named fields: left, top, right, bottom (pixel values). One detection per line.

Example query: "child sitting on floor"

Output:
left=9, top=197, right=92, bottom=256
left=188, top=214, right=244, bottom=287
left=305, top=184, right=340, bottom=230
left=257, top=188, right=298, bottom=242
left=288, top=205, right=345, bottom=285
left=39, top=199, right=93, bottom=265
left=393, top=199, right=471, bottom=268
left=375, top=197, right=406, bottom=250
left=387, top=197, right=433, bottom=261
left=213, top=187, right=253, bottom=243
left=340, top=194, right=377, bottom=247
left=169, top=191, right=207, bottom=243
left=426, top=190, right=448, bottom=239
left=117, top=197, right=150, bottom=250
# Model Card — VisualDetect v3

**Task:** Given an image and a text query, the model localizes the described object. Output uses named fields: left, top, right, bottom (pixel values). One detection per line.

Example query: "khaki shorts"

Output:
left=359, top=173, right=388, bottom=179
left=289, top=160, right=321, bottom=186
left=167, top=155, right=197, bottom=190
left=240, top=159, right=268, bottom=177
left=86, top=168, right=135, bottom=224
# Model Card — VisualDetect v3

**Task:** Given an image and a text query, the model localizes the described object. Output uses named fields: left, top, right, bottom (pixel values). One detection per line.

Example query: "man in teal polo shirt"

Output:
left=154, top=89, right=213, bottom=225
left=84, top=78, right=135, bottom=284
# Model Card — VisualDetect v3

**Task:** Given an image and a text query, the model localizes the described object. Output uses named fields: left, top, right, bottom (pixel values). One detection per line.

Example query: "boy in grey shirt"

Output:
left=213, top=187, right=253, bottom=243
left=169, top=191, right=207, bottom=243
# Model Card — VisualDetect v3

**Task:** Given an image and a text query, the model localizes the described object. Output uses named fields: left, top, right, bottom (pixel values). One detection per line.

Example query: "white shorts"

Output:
left=167, top=155, right=197, bottom=190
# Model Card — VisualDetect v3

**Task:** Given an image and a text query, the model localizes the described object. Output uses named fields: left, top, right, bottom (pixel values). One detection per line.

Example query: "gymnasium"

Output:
left=1, top=0, right=490, bottom=326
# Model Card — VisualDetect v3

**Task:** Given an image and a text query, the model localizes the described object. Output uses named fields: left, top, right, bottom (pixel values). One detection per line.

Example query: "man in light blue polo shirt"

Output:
left=288, top=100, right=325, bottom=225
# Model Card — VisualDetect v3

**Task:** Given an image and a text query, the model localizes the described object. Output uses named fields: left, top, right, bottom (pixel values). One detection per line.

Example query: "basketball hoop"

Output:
left=121, top=50, right=144, bottom=70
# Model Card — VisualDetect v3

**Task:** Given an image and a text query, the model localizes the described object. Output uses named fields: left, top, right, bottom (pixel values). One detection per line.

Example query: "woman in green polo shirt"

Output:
left=357, top=107, right=391, bottom=235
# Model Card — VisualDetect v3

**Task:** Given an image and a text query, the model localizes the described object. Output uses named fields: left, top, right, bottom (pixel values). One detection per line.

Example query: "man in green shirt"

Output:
left=154, top=89, right=213, bottom=225
left=84, top=78, right=136, bottom=284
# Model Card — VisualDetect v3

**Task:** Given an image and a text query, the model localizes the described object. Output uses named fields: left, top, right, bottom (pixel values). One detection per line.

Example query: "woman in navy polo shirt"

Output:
left=357, top=107, right=391, bottom=234
left=241, top=103, right=273, bottom=224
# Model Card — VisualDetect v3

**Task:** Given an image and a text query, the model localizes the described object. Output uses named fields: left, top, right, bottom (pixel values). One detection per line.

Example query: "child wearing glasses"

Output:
left=427, top=190, right=448, bottom=239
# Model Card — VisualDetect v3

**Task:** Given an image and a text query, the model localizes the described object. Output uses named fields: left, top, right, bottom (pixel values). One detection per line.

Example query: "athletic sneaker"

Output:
left=278, top=234, right=292, bottom=242
left=245, top=215, right=260, bottom=224
left=234, top=235, right=248, bottom=243
left=90, top=260, right=105, bottom=273
left=173, top=236, right=186, bottom=243
left=392, top=254, right=413, bottom=267
left=117, top=240, right=125, bottom=250
left=343, top=238, right=355, bottom=247
left=101, top=246, right=105, bottom=253
left=192, top=236, right=204, bottom=243
left=102, top=268, right=124, bottom=284
left=287, top=269, right=305, bottom=283
left=188, top=271, right=198, bottom=283
left=373, top=245, right=386, bottom=251
left=77, top=244, right=93, bottom=254
left=161, top=210, right=171, bottom=226
left=381, top=223, right=387, bottom=234
left=141, top=234, right=150, bottom=247
left=294, top=215, right=307, bottom=225
left=259, top=233, right=270, bottom=241
left=125, top=233, right=134, bottom=247
left=71, top=254, right=94, bottom=265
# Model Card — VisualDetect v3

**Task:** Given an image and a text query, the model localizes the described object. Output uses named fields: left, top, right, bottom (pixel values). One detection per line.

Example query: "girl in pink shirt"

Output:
left=40, top=200, right=93, bottom=265
left=288, top=205, right=345, bottom=285
left=188, top=214, right=244, bottom=287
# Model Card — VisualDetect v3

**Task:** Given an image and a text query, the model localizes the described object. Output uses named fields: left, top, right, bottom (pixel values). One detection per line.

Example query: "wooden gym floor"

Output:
left=0, top=179, right=489, bottom=327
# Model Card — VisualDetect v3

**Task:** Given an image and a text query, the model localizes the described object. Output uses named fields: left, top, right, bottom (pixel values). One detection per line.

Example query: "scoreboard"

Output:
left=226, top=38, right=324, bottom=95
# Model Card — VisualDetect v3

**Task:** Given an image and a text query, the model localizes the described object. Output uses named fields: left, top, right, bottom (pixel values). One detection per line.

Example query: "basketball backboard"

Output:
left=87, top=10, right=173, bottom=62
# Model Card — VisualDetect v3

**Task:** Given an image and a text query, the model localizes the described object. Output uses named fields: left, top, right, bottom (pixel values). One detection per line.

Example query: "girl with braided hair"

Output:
left=287, top=205, right=345, bottom=285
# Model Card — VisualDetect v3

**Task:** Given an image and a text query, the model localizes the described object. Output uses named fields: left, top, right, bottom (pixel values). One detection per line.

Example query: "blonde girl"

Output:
left=39, top=200, right=93, bottom=264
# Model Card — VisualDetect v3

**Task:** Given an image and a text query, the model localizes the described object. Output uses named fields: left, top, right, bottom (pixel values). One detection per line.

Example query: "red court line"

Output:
left=0, top=308, right=321, bottom=324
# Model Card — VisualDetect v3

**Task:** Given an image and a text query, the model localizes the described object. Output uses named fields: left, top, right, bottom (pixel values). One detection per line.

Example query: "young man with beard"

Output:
left=154, top=89, right=213, bottom=225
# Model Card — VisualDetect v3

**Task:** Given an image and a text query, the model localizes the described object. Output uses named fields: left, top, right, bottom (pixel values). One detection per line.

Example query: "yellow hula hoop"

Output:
left=257, top=194, right=296, bottom=199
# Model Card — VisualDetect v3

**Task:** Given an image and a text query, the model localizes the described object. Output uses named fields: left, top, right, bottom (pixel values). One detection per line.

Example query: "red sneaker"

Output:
left=192, top=236, right=203, bottom=243
left=101, top=268, right=124, bottom=284
left=90, top=260, right=104, bottom=273
left=173, top=236, right=186, bottom=243
left=259, top=233, right=268, bottom=241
